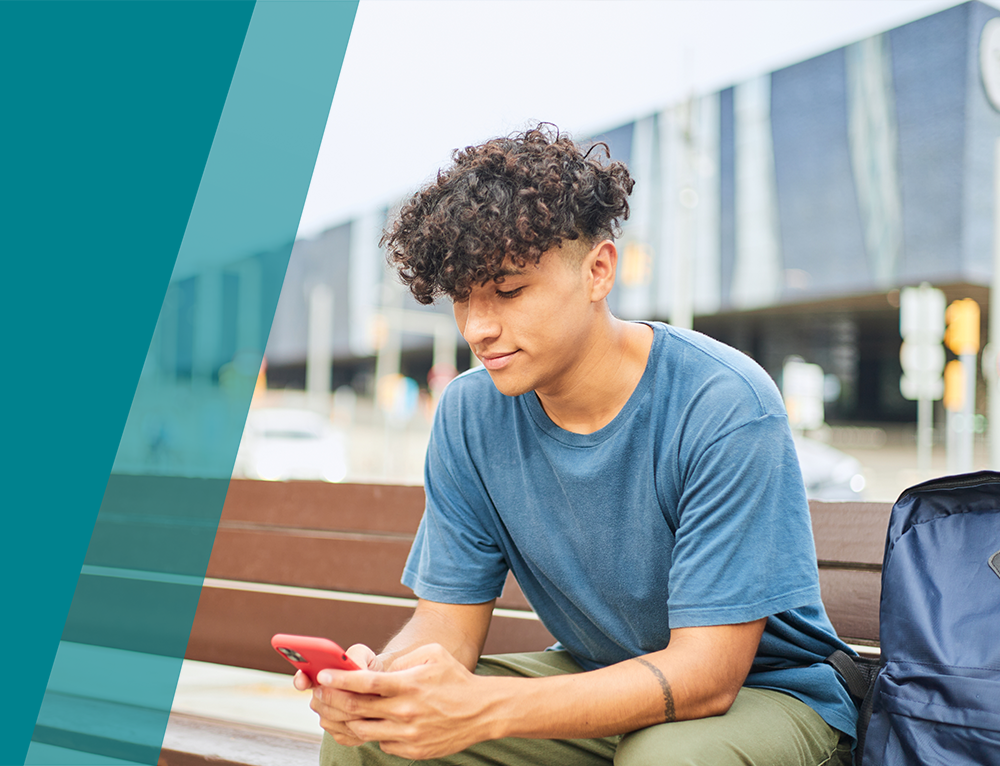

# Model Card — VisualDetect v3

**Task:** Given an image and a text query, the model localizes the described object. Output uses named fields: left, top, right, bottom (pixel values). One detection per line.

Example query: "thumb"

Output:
left=345, top=643, right=380, bottom=670
left=292, top=669, right=313, bottom=691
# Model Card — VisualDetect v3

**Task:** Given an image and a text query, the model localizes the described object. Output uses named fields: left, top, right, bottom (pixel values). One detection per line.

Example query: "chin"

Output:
left=484, top=370, right=533, bottom=398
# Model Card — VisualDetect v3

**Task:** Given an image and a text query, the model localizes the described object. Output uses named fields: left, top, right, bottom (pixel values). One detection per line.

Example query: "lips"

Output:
left=479, top=350, right=518, bottom=371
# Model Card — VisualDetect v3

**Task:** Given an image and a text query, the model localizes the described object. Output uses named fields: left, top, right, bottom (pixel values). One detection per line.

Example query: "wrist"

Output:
left=476, top=676, right=526, bottom=741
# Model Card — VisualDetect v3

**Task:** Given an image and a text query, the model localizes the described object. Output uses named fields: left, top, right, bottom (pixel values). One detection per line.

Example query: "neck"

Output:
left=535, top=317, right=654, bottom=435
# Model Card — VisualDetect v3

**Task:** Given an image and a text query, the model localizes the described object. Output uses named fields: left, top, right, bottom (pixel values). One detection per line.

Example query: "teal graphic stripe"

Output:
left=27, top=3, right=358, bottom=763
left=26, top=2, right=359, bottom=763
left=0, top=2, right=255, bottom=764
left=0, top=2, right=356, bottom=764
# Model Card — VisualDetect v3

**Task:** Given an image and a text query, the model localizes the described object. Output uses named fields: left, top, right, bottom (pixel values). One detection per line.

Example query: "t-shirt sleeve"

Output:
left=400, top=385, right=510, bottom=604
left=665, top=413, right=822, bottom=628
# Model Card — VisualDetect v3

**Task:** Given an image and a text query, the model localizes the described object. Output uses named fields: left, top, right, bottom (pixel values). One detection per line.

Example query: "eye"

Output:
left=495, top=286, right=524, bottom=300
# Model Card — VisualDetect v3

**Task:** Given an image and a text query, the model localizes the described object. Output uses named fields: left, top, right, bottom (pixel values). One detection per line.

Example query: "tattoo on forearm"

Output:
left=635, top=658, right=676, bottom=722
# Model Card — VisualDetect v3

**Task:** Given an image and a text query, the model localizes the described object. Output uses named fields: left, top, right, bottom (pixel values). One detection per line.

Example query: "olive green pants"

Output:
left=319, top=651, right=853, bottom=766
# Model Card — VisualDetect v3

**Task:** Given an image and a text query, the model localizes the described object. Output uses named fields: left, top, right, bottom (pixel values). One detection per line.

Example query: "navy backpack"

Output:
left=855, top=471, right=1000, bottom=765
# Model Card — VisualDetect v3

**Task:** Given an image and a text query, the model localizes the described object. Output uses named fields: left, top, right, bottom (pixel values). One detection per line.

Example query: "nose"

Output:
left=455, top=289, right=501, bottom=348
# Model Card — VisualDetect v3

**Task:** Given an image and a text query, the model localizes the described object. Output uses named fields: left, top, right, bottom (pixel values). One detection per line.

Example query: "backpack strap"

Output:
left=824, top=650, right=881, bottom=766
left=824, top=650, right=869, bottom=701
left=853, top=673, right=877, bottom=766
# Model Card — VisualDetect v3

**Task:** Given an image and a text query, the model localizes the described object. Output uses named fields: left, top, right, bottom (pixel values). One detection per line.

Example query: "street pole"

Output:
left=671, top=95, right=695, bottom=331
left=306, top=283, right=333, bottom=411
left=960, top=351, right=977, bottom=471
left=944, top=298, right=980, bottom=474
left=899, top=283, right=946, bottom=476
left=918, top=397, right=934, bottom=475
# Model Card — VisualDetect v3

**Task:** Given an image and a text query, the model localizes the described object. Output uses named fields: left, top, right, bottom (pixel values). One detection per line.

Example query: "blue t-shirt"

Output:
left=402, top=322, right=858, bottom=739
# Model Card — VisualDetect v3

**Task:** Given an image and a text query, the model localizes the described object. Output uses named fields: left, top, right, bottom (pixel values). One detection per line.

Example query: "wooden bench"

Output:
left=159, top=480, right=892, bottom=766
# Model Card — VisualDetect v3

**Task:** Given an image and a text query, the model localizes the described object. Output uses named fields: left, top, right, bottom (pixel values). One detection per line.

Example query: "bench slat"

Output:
left=186, top=587, right=556, bottom=673
left=159, top=713, right=320, bottom=766
left=221, top=480, right=424, bottom=534
left=809, top=500, right=892, bottom=567
left=203, top=528, right=534, bottom=610
left=818, top=568, right=881, bottom=645
left=206, top=528, right=415, bottom=597
left=34, top=691, right=166, bottom=765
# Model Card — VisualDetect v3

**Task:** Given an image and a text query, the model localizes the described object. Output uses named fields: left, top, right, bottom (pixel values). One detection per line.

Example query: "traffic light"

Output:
left=944, top=299, right=980, bottom=356
left=943, top=360, right=965, bottom=412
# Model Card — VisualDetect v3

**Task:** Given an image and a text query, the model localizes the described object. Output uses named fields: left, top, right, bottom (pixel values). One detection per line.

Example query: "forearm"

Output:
left=481, top=655, right=715, bottom=740
left=379, top=599, right=493, bottom=672
left=477, top=620, right=766, bottom=741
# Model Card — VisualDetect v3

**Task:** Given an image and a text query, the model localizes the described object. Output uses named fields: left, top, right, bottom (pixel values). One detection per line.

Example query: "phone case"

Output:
left=271, top=633, right=361, bottom=682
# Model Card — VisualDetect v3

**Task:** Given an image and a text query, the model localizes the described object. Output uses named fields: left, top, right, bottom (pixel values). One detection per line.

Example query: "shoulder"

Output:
left=436, top=366, right=508, bottom=417
left=443, top=365, right=499, bottom=397
left=648, top=322, right=785, bottom=421
left=431, top=366, right=521, bottom=449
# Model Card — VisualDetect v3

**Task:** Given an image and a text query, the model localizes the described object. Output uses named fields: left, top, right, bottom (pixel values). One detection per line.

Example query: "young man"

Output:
left=297, top=127, right=857, bottom=765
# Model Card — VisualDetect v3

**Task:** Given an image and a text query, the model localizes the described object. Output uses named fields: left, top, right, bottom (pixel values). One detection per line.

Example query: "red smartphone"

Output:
left=271, top=633, right=361, bottom=683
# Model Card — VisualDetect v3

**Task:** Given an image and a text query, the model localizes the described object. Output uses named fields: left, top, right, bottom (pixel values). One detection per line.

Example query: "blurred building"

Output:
left=260, top=0, right=999, bottom=425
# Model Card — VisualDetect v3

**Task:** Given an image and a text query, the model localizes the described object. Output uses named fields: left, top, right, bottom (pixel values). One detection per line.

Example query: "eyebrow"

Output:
left=492, top=267, right=526, bottom=280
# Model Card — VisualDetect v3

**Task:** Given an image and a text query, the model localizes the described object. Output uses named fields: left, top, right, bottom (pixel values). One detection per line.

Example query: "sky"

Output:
left=296, top=0, right=993, bottom=240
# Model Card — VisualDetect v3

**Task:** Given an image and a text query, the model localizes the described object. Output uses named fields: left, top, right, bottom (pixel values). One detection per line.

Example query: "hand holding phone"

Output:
left=271, top=633, right=361, bottom=684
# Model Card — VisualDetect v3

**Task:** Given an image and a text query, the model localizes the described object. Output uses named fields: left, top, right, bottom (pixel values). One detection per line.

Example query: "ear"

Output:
left=585, top=239, right=618, bottom=302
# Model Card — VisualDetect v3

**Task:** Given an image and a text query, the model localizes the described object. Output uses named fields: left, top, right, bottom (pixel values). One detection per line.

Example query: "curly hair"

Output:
left=382, top=125, right=634, bottom=305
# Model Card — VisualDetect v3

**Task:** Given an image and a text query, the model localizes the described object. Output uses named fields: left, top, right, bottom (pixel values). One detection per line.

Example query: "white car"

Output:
left=233, top=408, right=347, bottom=482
